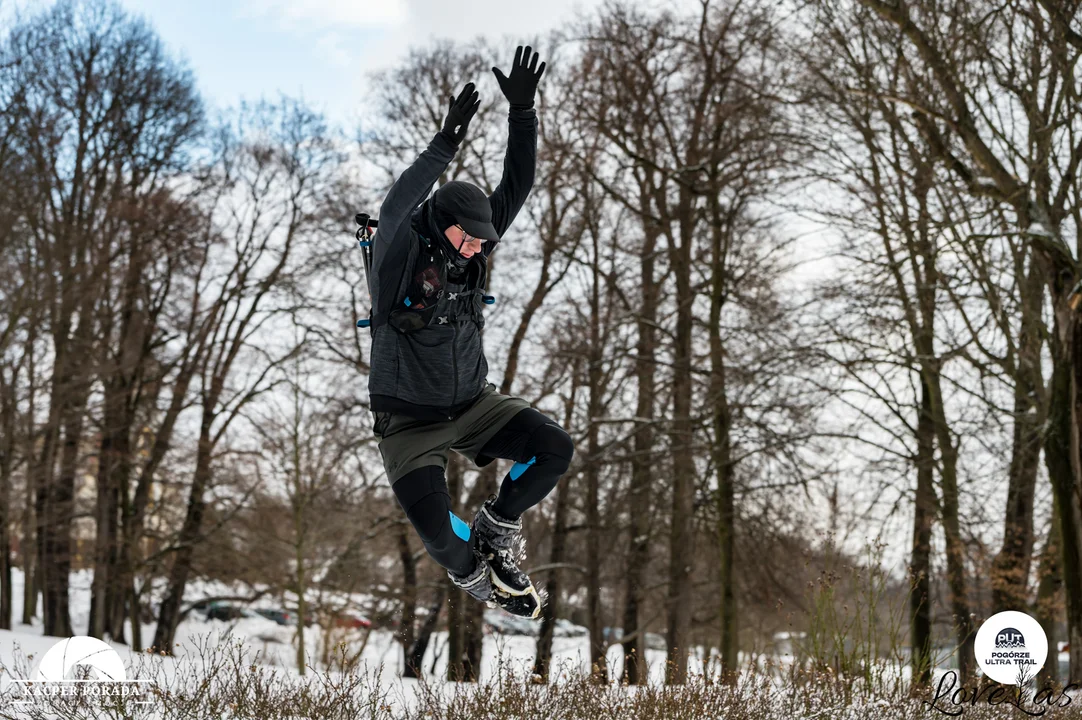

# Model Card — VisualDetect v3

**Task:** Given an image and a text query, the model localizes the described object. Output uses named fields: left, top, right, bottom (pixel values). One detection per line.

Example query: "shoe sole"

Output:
left=493, top=584, right=542, bottom=619
left=489, top=567, right=533, bottom=597
left=490, top=568, right=541, bottom=619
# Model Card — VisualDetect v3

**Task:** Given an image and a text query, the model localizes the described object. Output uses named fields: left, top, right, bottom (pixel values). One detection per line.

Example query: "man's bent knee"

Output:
left=530, top=422, right=574, bottom=474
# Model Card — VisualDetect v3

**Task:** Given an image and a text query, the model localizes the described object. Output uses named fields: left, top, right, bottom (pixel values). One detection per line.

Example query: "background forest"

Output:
left=1, top=0, right=1080, bottom=700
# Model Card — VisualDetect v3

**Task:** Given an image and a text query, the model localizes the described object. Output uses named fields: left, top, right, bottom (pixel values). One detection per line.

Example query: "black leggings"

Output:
left=391, top=408, right=574, bottom=576
left=480, top=407, right=574, bottom=519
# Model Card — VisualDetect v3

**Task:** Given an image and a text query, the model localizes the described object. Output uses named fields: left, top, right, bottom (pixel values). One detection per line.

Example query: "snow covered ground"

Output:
left=0, top=567, right=1074, bottom=719
left=0, top=567, right=717, bottom=717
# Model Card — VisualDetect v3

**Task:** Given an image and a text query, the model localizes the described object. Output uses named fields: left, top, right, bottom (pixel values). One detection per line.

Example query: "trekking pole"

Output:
left=355, top=213, right=378, bottom=328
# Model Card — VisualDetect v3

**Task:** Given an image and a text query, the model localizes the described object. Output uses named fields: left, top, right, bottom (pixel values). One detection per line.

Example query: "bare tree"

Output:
left=840, top=0, right=1082, bottom=681
left=152, top=98, right=344, bottom=653
left=568, top=0, right=813, bottom=684
left=245, top=355, right=368, bottom=675
left=0, top=0, right=202, bottom=637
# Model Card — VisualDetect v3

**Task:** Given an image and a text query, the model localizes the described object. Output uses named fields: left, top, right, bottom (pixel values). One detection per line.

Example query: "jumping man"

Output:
left=367, top=46, right=574, bottom=618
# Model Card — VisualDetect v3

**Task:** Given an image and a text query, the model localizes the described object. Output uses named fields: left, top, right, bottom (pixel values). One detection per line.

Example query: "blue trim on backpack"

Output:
left=449, top=511, right=471, bottom=541
left=404, top=297, right=412, bottom=307
left=509, top=456, right=537, bottom=481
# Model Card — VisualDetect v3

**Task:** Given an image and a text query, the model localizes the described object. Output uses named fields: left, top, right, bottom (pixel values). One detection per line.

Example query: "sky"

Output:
left=103, top=0, right=602, bottom=127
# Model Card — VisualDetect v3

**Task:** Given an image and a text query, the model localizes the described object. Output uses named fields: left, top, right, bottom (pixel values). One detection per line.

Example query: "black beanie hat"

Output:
left=432, top=206, right=458, bottom=234
left=432, top=181, right=500, bottom=241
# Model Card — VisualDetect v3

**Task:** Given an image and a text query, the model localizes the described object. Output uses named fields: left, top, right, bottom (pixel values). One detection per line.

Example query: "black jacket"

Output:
left=367, top=107, right=538, bottom=420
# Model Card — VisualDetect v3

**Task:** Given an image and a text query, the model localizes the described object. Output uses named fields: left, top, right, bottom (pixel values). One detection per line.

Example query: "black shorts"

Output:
left=372, top=383, right=531, bottom=485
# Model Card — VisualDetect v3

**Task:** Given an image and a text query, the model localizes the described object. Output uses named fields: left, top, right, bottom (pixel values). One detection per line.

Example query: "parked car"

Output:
left=601, top=626, right=623, bottom=644
left=645, top=632, right=666, bottom=651
left=187, top=599, right=216, bottom=617
left=600, top=626, right=666, bottom=651
left=485, top=610, right=539, bottom=637
left=553, top=619, right=588, bottom=638
left=252, top=608, right=294, bottom=626
left=333, top=612, right=372, bottom=629
left=205, top=603, right=259, bottom=622
left=299, top=610, right=372, bottom=628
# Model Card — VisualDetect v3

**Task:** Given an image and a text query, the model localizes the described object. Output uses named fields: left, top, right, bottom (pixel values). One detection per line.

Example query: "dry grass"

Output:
left=1, top=634, right=1079, bottom=720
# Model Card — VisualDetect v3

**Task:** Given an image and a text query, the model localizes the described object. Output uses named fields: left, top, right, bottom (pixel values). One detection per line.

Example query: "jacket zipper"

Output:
left=450, top=322, right=458, bottom=419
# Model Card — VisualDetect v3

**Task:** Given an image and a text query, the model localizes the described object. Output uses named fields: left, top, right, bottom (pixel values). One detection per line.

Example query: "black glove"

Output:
left=441, top=82, right=481, bottom=146
left=492, top=45, right=546, bottom=110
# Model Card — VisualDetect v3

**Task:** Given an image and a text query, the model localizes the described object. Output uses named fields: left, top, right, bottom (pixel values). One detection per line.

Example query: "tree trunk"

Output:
left=21, top=474, right=36, bottom=626
left=397, top=523, right=417, bottom=676
left=47, top=398, right=83, bottom=639
left=152, top=415, right=214, bottom=653
left=464, top=463, right=498, bottom=683
left=534, top=476, right=570, bottom=682
left=35, top=353, right=63, bottom=633
left=129, top=582, right=143, bottom=652
left=445, top=574, right=465, bottom=682
left=89, top=385, right=128, bottom=639
left=1033, top=504, right=1062, bottom=689
left=585, top=235, right=606, bottom=683
left=707, top=202, right=737, bottom=684
left=463, top=598, right=484, bottom=682
left=991, top=261, right=1044, bottom=614
left=20, top=319, right=37, bottom=627
left=445, top=454, right=466, bottom=682
left=711, top=360, right=736, bottom=683
left=1045, top=305, right=1082, bottom=684
left=534, top=372, right=578, bottom=682
left=114, top=361, right=200, bottom=643
left=48, top=319, right=93, bottom=638
left=0, top=366, right=15, bottom=630
left=407, top=589, right=445, bottom=679
left=460, top=467, right=498, bottom=683
left=665, top=201, right=696, bottom=685
left=295, top=504, right=309, bottom=676
left=989, top=385, right=1041, bottom=613
left=928, top=370, right=974, bottom=681
left=909, top=380, right=936, bottom=688
left=622, top=207, right=659, bottom=686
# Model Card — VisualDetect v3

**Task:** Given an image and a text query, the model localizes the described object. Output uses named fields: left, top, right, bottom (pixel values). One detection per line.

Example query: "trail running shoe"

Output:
left=472, top=498, right=542, bottom=619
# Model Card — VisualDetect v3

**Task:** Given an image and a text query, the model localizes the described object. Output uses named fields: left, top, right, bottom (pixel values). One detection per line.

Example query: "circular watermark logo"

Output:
left=5, top=636, right=155, bottom=709
left=974, top=611, right=1048, bottom=685
left=33, top=636, right=127, bottom=682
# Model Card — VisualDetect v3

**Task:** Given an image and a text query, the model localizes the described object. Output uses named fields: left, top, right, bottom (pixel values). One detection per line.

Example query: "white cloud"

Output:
left=312, top=30, right=354, bottom=68
left=238, top=0, right=409, bottom=30
left=353, top=0, right=593, bottom=77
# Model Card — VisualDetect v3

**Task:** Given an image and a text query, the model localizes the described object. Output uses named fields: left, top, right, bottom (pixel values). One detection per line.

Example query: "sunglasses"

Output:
left=454, top=225, right=482, bottom=244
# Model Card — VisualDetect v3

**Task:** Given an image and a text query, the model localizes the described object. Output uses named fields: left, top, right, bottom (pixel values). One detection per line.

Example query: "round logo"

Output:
left=33, top=636, right=127, bottom=683
left=974, top=611, right=1047, bottom=684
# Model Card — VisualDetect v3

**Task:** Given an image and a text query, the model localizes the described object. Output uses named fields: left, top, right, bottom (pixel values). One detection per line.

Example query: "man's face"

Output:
left=444, top=224, right=485, bottom=258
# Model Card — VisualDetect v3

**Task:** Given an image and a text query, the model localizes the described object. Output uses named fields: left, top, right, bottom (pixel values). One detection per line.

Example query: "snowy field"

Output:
left=0, top=568, right=721, bottom=717
left=0, top=568, right=1076, bottom=719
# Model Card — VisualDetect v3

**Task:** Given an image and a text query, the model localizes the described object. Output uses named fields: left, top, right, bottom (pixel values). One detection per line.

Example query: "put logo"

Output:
left=975, top=611, right=1048, bottom=685
left=995, top=627, right=1026, bottom=649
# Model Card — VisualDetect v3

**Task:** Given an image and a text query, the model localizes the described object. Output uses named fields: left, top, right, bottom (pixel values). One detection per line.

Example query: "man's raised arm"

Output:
left=487, top=46, right=546, bottom=241
left=372, top=83, right=481, bottom=277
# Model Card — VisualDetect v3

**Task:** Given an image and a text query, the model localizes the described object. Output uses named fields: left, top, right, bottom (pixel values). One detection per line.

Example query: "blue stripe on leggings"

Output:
left=509, top=456, right=537, bottom=481
left=449, top=511, right=471, bottom=541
